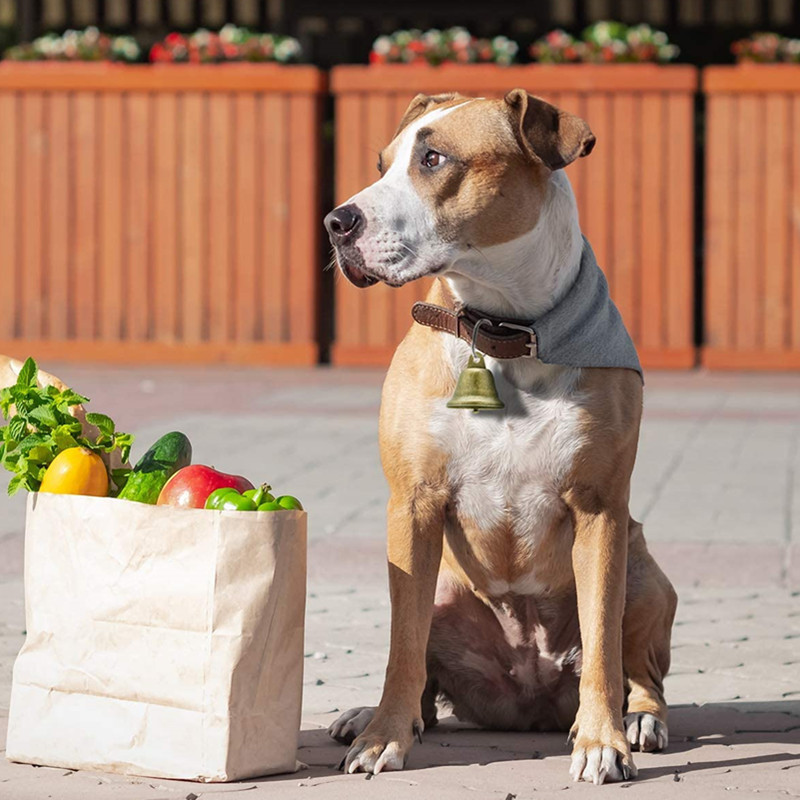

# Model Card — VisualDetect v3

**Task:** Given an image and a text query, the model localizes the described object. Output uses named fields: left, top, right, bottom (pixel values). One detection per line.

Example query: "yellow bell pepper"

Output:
left=39, top=447, right=109, bottom=497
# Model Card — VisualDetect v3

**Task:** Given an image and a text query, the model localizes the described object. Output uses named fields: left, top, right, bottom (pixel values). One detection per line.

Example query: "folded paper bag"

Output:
left=6, top=492, right=307, bottom=782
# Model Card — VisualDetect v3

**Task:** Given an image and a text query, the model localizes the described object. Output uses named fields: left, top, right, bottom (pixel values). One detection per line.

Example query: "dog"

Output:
left=323, top=89, right=677, bottom=786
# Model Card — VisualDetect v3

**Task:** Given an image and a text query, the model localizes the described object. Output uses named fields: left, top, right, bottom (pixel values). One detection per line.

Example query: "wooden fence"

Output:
left=330, top=64, right=698, bottom=368
left=704, top=65, right=800, bottom=370
left=0, top=63, right=325, bottom=364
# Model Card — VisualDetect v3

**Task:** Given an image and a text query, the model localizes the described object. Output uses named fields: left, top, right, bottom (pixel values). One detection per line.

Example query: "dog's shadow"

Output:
left=258, top=701, right=800, bottom=786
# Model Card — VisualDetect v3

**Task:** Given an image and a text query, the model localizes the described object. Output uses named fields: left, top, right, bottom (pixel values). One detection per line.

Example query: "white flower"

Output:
left=451, top=28, right=472, bottom=46
left=593, top=21, right=613, bottom=45
left=193, top=28, right=211, bottom=47
left=373, top=35, right=392, bottom=55
left=660, top=44, right=679, bottom=61
left=275, top=38, right=301, bottom=62
left=219, top=23, right=238, bottom=44
left=653, top=31, right=667, bottom=46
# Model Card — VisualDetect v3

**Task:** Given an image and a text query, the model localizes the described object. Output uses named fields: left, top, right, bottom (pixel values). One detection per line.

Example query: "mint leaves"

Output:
left=0, top=357, right=134, bottom=496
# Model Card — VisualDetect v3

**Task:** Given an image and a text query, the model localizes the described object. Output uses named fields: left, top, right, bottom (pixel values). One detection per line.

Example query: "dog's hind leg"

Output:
left=622, top=521, right=677, bottom=753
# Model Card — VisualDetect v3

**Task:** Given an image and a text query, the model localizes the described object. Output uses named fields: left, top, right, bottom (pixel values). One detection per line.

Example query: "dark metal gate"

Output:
left=11, top=1, right=800, bottom=65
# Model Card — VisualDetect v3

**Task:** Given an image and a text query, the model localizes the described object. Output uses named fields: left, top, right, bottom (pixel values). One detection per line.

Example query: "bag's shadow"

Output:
left=258, top=700, right=800, bottom=785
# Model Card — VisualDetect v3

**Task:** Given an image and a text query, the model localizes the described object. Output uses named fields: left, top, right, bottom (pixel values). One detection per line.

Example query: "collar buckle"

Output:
left=497, top=322, right=537, bottom=358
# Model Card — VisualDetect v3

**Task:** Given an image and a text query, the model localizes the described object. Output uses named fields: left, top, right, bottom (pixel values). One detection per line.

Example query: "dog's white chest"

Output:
left=430, top=346, right=586, bottom=590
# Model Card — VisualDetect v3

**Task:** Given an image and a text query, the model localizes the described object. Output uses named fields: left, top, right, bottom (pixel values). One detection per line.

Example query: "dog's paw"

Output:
left=328, top=706, right=376, bottom=745
left=570, top=745, right=635, bottom=785
left=624, top=712, right=668, bottom=752
left=569, top=722, right=636, bottom=786
left=342, top=714, right=422, bottom=775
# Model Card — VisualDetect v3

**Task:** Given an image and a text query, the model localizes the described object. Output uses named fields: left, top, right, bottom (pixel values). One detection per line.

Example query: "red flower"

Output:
left=150, top=42, right=167, bottom=62
left=369, top=51, right=384, bottom=64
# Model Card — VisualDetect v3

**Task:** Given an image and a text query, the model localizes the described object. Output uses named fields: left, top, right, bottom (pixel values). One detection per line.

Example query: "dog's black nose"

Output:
left=324, top=204, right=363, bottom=243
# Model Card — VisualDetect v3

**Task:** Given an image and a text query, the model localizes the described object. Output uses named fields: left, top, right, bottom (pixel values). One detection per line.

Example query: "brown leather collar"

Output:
left=411, top=301, right=538, bottom=360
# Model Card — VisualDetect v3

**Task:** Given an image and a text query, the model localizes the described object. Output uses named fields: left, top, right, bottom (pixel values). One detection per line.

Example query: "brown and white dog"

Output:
left=323, top=90, right=677, bottom=785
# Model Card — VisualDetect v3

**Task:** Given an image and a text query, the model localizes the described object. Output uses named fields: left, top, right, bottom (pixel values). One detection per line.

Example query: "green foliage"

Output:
left=0, top=358, right=134, bottom=495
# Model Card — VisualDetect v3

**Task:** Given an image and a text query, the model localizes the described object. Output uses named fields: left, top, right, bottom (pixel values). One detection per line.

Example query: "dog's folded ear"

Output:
left=504, top=88, right=596, bottom=170
left=394, top=92, right=465, bottom=138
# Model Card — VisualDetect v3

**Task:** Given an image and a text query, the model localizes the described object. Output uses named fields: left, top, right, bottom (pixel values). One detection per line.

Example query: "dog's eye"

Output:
left=422, top=150, right=445, bottom=169
left=377, top=154, right=383, bottom=174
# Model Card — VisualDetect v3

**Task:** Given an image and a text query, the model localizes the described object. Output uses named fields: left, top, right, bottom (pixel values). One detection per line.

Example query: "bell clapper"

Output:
left=446, top=318, right=505, bottom=412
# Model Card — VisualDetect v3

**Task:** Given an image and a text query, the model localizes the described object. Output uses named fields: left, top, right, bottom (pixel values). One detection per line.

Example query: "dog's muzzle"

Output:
left=324, top=204, right=379, bottom=288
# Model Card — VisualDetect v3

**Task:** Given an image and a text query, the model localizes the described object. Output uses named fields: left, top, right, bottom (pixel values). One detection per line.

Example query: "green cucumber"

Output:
left=118, top=432, right=192, bottom=504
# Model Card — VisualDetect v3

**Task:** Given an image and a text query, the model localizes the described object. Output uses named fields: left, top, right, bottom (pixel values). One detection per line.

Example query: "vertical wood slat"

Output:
left=331, top=65, right=697, bottom=368
left=639, top=93, right=665, bottom=352
left=665, top=93, right=694, bottom=355
left=792, top=96, right=800, bottom=350
left=734, top=94, right=761, bottom=351
left=152, top=93, right=179, bottom=345
left=233, top=93, right=257, bottom=343
left=208, top=93, right=232, bottom=343
left=48, top=94, right=70, bottom=341
left=704, top=95, right=734, bottom=351
left=0, top=93, right=17, bottom=341
left=704, top=66, right=800, bottom=369
left=21, top=93, right=45, bottom=340
left=611, top=92, right=637, bottom=340
left=73, top=93, right=98, bottom=340
left=181, top=92, right=205, bottom=344
left=261, top=94, right=288, bottom=343
left=287, top=93, right=319, bottom=348
left=126, top=92, right=150, bottom=341
left=0, top=65, right=323, bottom=365
left=762, top=94, right=788, bottom=351
left=99, top=93, right=123, bottom=341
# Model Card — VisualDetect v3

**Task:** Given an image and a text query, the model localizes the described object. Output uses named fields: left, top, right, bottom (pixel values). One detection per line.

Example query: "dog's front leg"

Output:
left=344, top=490, right=445, bottom=774
left=567, top=495, right=635, bottom=786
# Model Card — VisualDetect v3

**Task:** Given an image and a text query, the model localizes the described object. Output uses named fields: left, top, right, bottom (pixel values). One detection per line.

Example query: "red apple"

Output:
left=157, top=465, right=254, bottom=509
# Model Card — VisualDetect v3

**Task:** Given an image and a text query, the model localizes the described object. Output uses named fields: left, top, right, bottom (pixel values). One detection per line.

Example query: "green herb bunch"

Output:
left=0, top=357, right=134, bottom=496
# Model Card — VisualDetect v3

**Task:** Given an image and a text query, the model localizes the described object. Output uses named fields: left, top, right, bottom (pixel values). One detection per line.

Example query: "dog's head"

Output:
left=324, top=90, right=595, bottom=289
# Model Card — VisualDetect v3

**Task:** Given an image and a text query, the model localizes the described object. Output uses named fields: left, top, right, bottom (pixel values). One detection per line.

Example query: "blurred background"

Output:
left=0, top=0, right=799, bottom=371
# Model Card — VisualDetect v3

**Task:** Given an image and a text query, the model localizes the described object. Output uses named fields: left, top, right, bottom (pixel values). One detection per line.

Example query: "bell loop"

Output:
left=470, top=317, right=491, bottom=359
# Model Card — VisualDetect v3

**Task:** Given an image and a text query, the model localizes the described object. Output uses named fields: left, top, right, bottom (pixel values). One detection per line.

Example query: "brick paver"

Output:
left=0, top=366, right=798, bottom=798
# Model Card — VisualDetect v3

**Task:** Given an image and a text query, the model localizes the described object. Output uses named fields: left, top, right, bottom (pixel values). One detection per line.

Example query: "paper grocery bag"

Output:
left=6, top=492, right=307, bottom=782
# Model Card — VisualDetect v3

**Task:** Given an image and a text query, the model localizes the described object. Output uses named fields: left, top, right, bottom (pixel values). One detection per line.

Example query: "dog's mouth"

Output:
left=334, top=244, right=448, bottom=289
left=340, top=260, right=379, bottom=289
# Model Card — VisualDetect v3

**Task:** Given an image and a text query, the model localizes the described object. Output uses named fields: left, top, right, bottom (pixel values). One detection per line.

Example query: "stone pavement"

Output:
left=0, top=365, right=799, bottom=799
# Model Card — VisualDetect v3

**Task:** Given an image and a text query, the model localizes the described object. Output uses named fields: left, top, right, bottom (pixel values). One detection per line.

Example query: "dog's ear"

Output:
left=504, top=88, right=595, bottom=170
left=394, top=92, right=462, bottom=138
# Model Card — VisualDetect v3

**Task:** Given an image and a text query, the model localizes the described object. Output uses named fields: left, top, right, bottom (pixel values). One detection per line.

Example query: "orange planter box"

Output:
left=703, top=65, right=800, bottom=371
left=330, top=64, right=698, bottom=369
left=0, top=63, right=326, bottom=366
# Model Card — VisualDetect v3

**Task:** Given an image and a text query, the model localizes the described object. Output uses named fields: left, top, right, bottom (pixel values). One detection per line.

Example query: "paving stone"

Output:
left=1, top=367, right=800, bottom=797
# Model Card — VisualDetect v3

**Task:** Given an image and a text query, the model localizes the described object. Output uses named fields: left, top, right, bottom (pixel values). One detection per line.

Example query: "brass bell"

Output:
left=447, top=352, right=505, bottom=412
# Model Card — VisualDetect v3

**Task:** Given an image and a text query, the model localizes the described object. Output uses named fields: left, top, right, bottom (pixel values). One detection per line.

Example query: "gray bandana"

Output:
left=532, top=238, right=642, bottom=378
